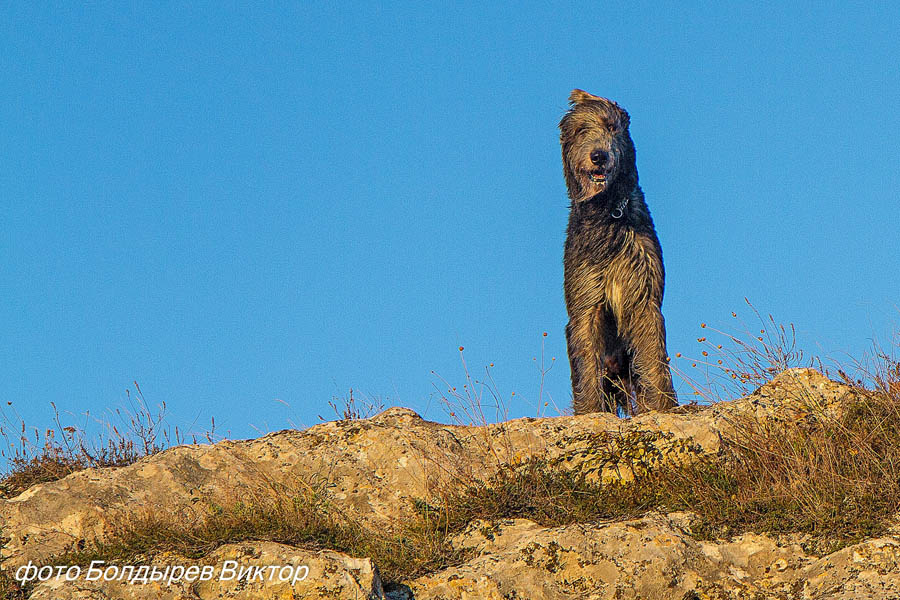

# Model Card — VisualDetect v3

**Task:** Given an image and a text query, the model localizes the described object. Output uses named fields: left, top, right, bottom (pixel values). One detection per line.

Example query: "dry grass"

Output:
left=0, top=382, right=212, bottom=499
left=432, top=334, right=564, bottom=428
left=661, top=303, right=900, bottom=547
left=320, top=388, right=385, bottom=422
left=672, top=299, right=814, bottom=402
left=48, top=477, right=468, bottom=586
left=679, top=357, right=900, bottom=548
left=0, top=573, right=25, bottom=600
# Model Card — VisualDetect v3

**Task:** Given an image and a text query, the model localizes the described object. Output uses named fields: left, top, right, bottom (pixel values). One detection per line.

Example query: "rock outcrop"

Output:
left=408, top=515, right=900, bottom=599
left=4, top=368, right=896, bottom=599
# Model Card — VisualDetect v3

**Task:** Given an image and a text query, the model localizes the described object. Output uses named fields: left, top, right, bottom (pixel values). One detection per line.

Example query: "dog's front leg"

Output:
left=567, top=305, right=625, bottom=414
left=619, top=306, right=676, bottom=412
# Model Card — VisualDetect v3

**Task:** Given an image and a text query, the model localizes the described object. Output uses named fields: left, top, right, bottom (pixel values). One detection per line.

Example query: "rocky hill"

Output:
left=3, top=368, right=900, bottom=599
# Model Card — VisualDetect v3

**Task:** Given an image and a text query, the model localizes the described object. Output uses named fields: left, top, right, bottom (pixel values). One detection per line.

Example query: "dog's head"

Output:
left=559, top=90, right=637, bottom=204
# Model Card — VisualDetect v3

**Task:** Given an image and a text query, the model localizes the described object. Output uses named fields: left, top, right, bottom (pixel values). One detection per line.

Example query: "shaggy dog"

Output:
left=560, top=90, right=676, bottom=415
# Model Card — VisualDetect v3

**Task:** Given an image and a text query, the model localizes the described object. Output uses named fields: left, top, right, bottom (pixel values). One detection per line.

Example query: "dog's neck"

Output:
left=573, top=180, right=637, bottom=221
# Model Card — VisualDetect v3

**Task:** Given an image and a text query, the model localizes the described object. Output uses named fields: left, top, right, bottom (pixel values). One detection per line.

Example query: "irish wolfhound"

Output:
left=560, top=89, right=676, bottom=415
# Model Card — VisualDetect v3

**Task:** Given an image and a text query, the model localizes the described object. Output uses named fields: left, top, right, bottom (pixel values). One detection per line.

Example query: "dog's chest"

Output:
left=564, top=226, right=662, bottom=311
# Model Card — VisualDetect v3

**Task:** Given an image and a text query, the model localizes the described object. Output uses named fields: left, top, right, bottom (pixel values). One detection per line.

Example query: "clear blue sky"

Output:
left=2, top=3, right=898, bottom=448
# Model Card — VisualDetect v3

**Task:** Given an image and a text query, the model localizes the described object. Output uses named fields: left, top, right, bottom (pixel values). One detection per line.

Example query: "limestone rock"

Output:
left=0, top=388, right=746, bottom=567
left=2, top=368, right=893, bottom=600
left=407, top=516, right=900, bottom=600
left=409, top=513, right=714, bottom=599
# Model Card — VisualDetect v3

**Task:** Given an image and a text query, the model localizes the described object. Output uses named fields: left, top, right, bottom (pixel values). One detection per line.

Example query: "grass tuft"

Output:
left=1, top=383, right=211, bottom=499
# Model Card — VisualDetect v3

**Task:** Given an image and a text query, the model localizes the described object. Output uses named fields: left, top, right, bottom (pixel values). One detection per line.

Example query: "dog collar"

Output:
left=611, top=195, right=629, bottom=219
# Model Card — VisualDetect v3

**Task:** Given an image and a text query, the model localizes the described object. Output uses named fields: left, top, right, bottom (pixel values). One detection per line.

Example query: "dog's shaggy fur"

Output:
left=560, top=90, right=676, bottom=415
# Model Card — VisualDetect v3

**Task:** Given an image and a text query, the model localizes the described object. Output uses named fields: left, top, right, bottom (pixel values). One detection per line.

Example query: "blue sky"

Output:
left=2, top=3, right=898, bottom=450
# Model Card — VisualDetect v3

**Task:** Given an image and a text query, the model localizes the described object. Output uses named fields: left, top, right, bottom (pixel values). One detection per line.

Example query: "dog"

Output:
left=560, top=89, right=676, bottom=415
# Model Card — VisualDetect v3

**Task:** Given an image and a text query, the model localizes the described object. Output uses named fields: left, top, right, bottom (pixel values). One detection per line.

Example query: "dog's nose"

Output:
left=590, top=149, right=608, bottom=167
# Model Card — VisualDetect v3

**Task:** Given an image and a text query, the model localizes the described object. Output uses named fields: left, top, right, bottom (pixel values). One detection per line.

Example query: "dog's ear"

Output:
left=569, top=89, right=605, bottom=105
